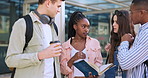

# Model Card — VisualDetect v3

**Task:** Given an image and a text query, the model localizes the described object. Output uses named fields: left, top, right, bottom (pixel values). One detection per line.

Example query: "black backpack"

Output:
left=11, top=15, right=58, bottom=78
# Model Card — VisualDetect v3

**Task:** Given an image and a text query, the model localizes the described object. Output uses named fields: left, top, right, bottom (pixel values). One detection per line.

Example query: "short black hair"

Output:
left=132, top=0, right=148, bottom=10
left=132, top=0, right=148, bottom=8
left=132, top=0, right=148, bottom=3
left=38, top=0, right=65, bottom=4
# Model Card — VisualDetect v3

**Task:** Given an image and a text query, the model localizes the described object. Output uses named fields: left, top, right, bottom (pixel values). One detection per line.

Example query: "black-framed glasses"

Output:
left=114, top=10, right=124, bottom=16
left=129, top=9, right=148, bottom=14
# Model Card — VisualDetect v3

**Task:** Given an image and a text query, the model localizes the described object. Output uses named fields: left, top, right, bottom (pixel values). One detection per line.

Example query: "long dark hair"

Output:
left=68, top=11, right=86, bottom=39
left=109, top=10, right=135, bottom=63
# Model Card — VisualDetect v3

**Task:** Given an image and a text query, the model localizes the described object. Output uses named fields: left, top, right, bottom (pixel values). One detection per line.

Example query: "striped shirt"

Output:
left=118, top=22, right=148, bottom=78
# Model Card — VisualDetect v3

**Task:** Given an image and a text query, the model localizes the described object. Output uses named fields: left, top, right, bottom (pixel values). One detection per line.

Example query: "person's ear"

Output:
left=73, top=24, right=77, bottom=30
left=46, top=0, right=51, bottom=7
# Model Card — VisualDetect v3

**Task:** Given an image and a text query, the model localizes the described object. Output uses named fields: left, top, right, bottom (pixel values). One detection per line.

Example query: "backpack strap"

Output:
left=53, top=22, right=58, bottom=36
left=23, top=15, right=33, bottom=51
left=11, top=15, right=33, bottom=78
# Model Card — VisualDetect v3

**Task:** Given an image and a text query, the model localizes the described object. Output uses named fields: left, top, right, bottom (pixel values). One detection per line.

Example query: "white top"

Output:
left=42, top=24, right=54, bottom=78
left=71, top=47, right=88, bottom=77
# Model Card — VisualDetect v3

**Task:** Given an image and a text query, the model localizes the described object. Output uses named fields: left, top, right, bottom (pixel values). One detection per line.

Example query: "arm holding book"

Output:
left=60, top=43, right=86, bottom=75
left=60, top=38, right=103, bottom=78
left=68, top=52, right=86, bottom=68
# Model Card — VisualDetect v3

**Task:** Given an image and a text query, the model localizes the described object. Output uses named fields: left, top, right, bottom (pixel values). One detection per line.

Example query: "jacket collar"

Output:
left=29, top=11, right=42, bottom=24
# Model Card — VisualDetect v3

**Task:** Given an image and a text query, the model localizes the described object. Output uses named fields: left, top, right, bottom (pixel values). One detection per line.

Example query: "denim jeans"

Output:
left=104, top=48, right=126, bottom=78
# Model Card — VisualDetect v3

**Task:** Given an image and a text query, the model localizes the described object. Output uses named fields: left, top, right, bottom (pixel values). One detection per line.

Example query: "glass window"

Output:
left=0, top=15, right=10, bottom=44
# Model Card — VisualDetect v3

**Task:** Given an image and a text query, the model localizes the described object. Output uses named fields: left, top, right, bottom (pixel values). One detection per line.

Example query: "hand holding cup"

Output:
left=50, top=40, right=62, bottom=55
left=38, top=40, right=62, bottom=60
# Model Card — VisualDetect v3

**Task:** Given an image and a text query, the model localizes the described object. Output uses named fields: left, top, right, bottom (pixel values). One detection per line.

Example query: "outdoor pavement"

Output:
left=0, top=73, right=11, bottom=78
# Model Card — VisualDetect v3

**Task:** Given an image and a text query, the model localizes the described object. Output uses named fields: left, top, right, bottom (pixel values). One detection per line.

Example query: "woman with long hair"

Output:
left=105, top=10, right=135, bottom=78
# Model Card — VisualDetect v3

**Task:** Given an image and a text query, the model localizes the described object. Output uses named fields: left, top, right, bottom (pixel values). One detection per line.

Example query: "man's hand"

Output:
left=38, top=43, right=62, bottom=60
left=121, top=33, right=134, bottom=44
left=104, top=43, right=111, bottom=52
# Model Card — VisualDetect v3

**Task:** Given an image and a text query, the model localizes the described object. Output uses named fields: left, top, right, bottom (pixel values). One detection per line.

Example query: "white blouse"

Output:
left=71, top=47, right=88, bottom=77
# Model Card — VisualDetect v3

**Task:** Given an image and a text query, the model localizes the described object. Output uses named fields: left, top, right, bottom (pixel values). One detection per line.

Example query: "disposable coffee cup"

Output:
left=50, top=40, right=61, bottom=54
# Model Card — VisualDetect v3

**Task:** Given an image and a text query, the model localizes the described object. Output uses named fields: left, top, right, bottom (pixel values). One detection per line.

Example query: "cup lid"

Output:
left=50, top=40, right=60, bottom=44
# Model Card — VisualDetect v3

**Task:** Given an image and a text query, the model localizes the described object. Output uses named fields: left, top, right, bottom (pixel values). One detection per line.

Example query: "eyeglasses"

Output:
left=129, top=9, right=148, bottom=14
left=129, top=10, right=140, bottom=14
left=114, top=10, right=124, bottom=16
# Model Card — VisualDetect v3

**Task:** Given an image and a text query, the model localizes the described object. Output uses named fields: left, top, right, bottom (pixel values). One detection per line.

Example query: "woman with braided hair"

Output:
left=60, top=11, right=103, bottom=78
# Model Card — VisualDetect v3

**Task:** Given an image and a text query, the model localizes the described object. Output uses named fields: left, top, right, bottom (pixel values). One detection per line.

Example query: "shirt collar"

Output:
left=139, top=22, right=148, bottom=31
left=65, top=36, right=92, bottom=49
